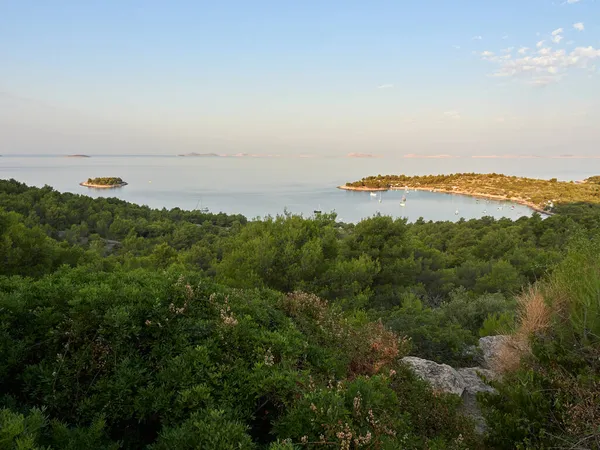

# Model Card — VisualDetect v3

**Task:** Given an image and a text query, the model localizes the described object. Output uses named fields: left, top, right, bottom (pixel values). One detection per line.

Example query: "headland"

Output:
left=339, top=173, right=600, bottom=214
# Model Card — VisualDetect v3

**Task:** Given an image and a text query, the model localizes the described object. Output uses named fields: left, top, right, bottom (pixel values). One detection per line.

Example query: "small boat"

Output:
left=400, top=202, right=406, bottom=207
left=370, top=192, right=378, bottom=198
left=483, top=209, right=487, bottom=214
left=455, top=209, right=459, bottom=215
left=314, top=204, right=322, bottom=214
left=194, top=199, right=209, bottom=213
left=401, top=195, right=407, bottom=202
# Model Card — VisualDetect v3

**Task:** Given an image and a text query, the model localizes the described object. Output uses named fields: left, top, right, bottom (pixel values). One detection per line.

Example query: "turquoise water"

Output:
left=1, top=155, right=596, bottom=223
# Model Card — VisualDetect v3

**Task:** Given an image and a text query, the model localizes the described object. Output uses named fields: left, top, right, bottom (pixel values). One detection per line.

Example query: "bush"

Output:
left=480, top=236, right=600, bottom=449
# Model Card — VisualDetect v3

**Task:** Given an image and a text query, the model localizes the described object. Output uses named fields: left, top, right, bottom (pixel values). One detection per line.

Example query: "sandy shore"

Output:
left=80, top=182, right=128, bottom=189
left=338, top=185, right=553, bottom=216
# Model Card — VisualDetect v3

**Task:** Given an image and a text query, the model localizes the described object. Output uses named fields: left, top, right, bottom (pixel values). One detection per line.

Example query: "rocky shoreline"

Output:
left=80, top=181, right=128, bottom=189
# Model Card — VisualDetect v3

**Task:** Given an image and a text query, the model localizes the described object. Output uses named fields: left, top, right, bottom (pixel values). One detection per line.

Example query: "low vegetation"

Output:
left=480, top=237, right=600, bottom=449
left=345, top=173, right=600, bottom=210
left=84, top=177, right=126, bottom=186
left=1, top=178, right=599, bottom=449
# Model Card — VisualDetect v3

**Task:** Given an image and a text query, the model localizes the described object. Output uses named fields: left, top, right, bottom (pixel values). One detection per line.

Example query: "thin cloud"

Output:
left=552, top=35, right=564, bottom=44
left=518, top=47, right=529, bottom=55
left=502, top=35, right=509, bottom=40
left=566, top=0, right=581, bottom=3
left=536, top=40, right=545, bottom=48
left=485, top=43, right=600, bottom=86
left=473, top=35, right=483, bottom=40
left=443, top=110, right=461, bottom=120
left=552, top=28, right=564, bottom=36
left=574, top=22, right=584, bottom=31
left=377, top=84, right=394, bottom=89
left=453, top=45, right=461, bottom=49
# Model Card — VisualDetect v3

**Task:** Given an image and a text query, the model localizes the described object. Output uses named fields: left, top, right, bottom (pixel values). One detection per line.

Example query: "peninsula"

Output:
left=340, top=173, right=600, bottom=213
left=80, top=177, right=128, bottom=188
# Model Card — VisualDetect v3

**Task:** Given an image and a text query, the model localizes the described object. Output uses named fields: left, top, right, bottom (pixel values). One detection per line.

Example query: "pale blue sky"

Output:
left=1, top=0, right=599, bottom=156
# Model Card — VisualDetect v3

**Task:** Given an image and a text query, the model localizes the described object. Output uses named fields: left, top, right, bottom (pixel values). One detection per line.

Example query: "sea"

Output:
left=1, top=155, right=597, bottom=223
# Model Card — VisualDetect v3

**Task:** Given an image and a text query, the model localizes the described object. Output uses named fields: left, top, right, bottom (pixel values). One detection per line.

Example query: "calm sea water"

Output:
left=1, top=155, right=597, bottom=223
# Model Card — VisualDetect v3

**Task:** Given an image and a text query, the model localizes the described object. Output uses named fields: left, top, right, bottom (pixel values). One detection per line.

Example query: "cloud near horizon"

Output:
left=377, top=83, right=394, bottom=89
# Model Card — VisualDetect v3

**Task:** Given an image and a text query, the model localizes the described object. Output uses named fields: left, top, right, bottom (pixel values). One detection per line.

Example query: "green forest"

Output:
left=1, top=178, right=599, bottom=449
left=345, top=173, right=600, bottom=210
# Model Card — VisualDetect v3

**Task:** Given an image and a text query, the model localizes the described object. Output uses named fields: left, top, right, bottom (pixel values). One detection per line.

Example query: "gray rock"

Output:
left=478, top=335, right=509, bottom=370
left=401, top=358, right=499, bottom=434
left=457, top=367, right=497, bottom=395
left=401, top=356, right=465, bottom=396
left=457, top=367, right=497, bottom=434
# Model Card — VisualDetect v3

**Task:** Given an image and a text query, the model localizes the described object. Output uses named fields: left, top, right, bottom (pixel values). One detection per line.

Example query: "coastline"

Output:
left=337, top=185, right=553, bottom=216
left=80, top=182, right=128, bottom=189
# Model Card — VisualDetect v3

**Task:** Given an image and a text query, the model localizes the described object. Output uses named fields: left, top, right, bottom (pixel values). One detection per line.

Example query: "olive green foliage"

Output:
left=86, top=177, right=125, bottom=186
left=346, top=172, right=600, bottom=210
left=1, top=178, right=597, bottom=367
left=480, top=237, right=600, bottom=449
left=585, top=175, right=600, bottom=184
left=0, top=269, right=478, bottom=449
left=1, top=178, right=600, bottom=448
left=0, top=407, right=117, bottom=450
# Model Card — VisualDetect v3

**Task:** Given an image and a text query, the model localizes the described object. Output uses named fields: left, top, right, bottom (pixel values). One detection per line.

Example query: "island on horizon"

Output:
left=346, top=152, right=380, bottom=158
left=339, top=173, right=600, bottom=214
left=80, top=177, right=128, bottom=188
left=177, top=152, right=221, bottom=157
left=65, top=154, right=91, bottom=158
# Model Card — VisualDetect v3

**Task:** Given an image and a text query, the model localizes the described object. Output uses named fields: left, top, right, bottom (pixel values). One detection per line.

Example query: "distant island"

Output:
left=66, top=154, right=90, bottom=158
left=340, top=173, right=600, bottom=213
left=346, top=153, right=380, bottom=158
left=80, top=177, right=128, bottom=188
left=177, top=152, right=221, bottom=157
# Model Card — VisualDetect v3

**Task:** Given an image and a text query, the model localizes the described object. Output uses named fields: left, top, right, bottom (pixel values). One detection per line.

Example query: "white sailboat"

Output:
left=378, top=192, right=382, bottom=203
left=370, top=192, right=378, bottom=198
left=194, top=199, right=209, bottom=213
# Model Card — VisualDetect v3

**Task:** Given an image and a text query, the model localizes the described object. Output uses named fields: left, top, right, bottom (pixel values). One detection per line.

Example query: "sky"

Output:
left=1, top=0, right=599, bottom=156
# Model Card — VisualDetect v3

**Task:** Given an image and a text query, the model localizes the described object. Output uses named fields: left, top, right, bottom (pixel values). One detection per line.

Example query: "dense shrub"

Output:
left=480, top=237, right=600, bottom=449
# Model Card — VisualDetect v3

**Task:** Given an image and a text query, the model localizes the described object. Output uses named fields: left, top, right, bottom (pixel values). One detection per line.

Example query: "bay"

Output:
left=1, top=155, right=596, bottom=223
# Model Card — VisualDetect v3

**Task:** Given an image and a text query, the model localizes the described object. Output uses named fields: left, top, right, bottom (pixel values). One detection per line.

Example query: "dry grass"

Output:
left=493, top=286, right=552, bottom=374
left=516, top=286, right=551, bottom=337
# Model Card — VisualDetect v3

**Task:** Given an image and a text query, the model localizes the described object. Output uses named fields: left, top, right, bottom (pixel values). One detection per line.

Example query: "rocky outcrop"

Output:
left=401, top=336, right=507, bottom=433
left=400, top=358, right=497, bottom=398
left=401, top=357, right=465, bottom=396
left=478, top=335, right=509, bottom=370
